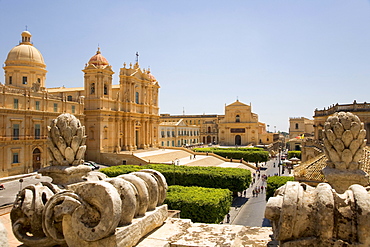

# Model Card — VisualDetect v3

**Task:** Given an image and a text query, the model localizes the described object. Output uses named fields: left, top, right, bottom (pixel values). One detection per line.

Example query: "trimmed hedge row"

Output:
left=194, top=147, right=263, bottom=152
left=194, top=148, right=269, bottom=164
left=287, top=151, right=301, bottom=159
left=100, top=164, right=251, bottom=193
left=165, top=185, right=232, bottom=223
left=266, top=176, right=294, bottom=201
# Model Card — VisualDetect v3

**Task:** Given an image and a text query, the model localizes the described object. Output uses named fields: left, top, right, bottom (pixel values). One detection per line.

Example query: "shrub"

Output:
left=194, top=148, right=269, bottom=164
left=287, top=151, right=301, bottom=159
left=165, top=185, right=232, bottom=223
left=100, top=164, right=251, bottom=193
left=194, top=147, right=263, bottom=152
left=266, top=176, right=294, bottom=201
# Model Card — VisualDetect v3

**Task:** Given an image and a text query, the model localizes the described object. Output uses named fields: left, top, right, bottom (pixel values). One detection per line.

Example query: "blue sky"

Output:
left=1, top=0, right=370, bottom=132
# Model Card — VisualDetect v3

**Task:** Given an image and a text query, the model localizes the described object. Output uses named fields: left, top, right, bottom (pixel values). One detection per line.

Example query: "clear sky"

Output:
left=1, top=0, right=370, bottom=132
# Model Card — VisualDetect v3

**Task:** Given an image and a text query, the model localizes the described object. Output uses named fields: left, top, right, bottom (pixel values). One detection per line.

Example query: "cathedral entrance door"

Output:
left=235, top=135, right=241, bottom=146
left=206, top=136, right=212, bottom=144
left=32, top=148, right=41, bottom=171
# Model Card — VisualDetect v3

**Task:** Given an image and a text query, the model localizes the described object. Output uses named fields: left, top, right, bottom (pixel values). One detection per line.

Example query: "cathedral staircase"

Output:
left=133, top=148, right=255, bottom=171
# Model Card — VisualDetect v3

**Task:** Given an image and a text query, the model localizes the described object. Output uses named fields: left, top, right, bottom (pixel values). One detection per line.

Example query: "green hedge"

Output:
left=165, top=185, right=232, bottom=223
left=194, top=148, right=269, bottom=164
left=287, top=151, right=301, bottom=159
left=266, top=176, right=294, bottom=201
left=100, top=164, right=251, bottom=193
left=194, top=147, right=263, bottom=152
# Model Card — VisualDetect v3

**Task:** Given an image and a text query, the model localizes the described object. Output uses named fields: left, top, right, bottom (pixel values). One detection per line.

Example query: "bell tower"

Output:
left=82, top=48, right=114, bottom=110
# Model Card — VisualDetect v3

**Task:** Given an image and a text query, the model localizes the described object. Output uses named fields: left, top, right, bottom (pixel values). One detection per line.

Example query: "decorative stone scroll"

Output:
left=12, top=113, right=169, bottom=247
left=12, top=170, right=168, bottom=247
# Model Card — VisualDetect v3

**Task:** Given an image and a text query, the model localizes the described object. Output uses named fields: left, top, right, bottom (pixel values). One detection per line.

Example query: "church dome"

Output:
left=5, top=31, right=46, bottom=68
left=88, top=48, right=109, bottom=66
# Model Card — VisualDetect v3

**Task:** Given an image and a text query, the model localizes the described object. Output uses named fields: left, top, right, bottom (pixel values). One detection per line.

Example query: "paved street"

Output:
left=230, top=155, right=291, bottom=227
left=0, top=175, right=52, bottom=207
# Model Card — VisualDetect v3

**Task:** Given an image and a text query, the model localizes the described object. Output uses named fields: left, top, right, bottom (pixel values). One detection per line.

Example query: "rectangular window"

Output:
left=14, top=99, right=18, bottom=109
left=36, top=101, right=40, bottom=110
left=135, top=92, right=139, bottom=104
left=35, top=124, right=41, bottom=139
left=13, top=124, right=19, bottom=140
left=54, top=103, right=58, bottom=112
left=72, top=105, right=75, bottom=114
left=9, top=76, right=12, bottom=84
left=22, top=76, right=27, bottom=84
left=13, top=153, right=19, bottom=163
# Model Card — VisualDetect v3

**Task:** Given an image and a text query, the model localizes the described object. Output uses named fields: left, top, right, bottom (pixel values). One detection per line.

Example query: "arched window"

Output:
left=208, top=127, right=211, bottom=133
left=295, top=123, right=299, bottom=129
left=104, top=84, right=108, bottom=95
left=135, top=92, right=139, bottom=104
left=67, top=95, right=72, bottom=101
left=236, top=115, right=240, bottom=123
left=90, top=83, right=95, bottom=94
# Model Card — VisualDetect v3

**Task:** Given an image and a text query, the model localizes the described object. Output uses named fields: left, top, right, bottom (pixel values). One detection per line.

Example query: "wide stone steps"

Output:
left=138, top=150, right=191, bottom=163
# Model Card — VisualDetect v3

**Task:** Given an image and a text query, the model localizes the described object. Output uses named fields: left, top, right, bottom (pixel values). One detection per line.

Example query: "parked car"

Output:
left=83, top=161, right=100, bottom=170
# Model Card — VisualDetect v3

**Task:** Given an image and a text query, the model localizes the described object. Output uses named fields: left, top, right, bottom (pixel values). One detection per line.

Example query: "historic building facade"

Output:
left=49, top=51, right=160, bottom=161
left=218, top=100, right=273, bottom=146
left=313, top=101, right=370, bottom=143
left=289, top=117, right=314, bottom=139
left=160, top=114, right=220, bottom=144
left=287, top=117, right=314, bottom=151
left=0, top=31, right=159, bottom=176
left=0, top=31, right=84, bottom=177
left=160, top=100, right=275, bottom=146
left=299, top=101, right=370, bottom=162
left=159, top=119, right=200, bottom=147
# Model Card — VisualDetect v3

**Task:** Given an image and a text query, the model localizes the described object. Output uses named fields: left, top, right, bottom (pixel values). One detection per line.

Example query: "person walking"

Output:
left=226, top=213, right=230, bottom=223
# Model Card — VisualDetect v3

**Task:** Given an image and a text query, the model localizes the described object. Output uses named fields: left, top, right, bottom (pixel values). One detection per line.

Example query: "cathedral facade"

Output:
left=160, top=100, right=275, bottom=147
left=0, top=31, right=159, bottom=176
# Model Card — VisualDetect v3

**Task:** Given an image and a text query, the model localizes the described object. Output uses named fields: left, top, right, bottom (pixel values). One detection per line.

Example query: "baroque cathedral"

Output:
left=0, top=31, right=159, bottom=177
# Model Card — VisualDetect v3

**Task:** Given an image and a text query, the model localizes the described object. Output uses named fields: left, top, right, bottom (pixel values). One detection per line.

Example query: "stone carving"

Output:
left=10, top=182, right=62, bottom=247
left=12, top=170, right=168, bottom=247
left=266, top=112, right=370, bottom=246
left=47, top=113, right=86, bottom=166
left=266, top=182, right=370, bottom=246
left=322, top=112, right=369, bottom=193
left=12, top=114, right=169, bottom=247
left=323, top=112, right=366, bottom=170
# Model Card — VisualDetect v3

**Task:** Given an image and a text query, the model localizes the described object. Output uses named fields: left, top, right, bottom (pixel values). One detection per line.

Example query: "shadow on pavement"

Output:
left=232, top=196, right=249, bottom=208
